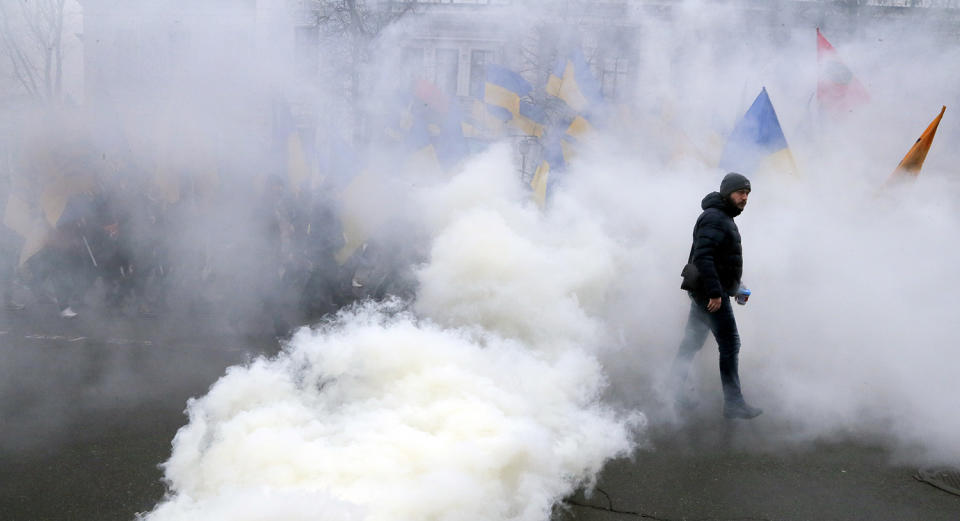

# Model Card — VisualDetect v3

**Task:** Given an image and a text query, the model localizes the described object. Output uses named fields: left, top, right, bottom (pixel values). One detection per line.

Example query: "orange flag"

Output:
left=888, top=105, right=946, bottom=182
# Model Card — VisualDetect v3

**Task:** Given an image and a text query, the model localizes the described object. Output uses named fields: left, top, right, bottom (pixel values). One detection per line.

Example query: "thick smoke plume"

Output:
left=570, top=3, right=960, bottom=464
left=142, top=146, right=641, bottom=521
left=3, top=1, right=960, bottom=520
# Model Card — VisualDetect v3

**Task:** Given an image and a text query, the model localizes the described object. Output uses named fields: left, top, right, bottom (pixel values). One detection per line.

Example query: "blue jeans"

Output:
left=672, top=293, right=744, bottom=404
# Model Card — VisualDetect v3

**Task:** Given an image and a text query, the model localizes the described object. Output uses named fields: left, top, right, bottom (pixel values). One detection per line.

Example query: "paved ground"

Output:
left=562, top=423, right=960, bottom=521
left=0, top=305, right=279, bottom=521
left=1, top=307, right=957, bottom=521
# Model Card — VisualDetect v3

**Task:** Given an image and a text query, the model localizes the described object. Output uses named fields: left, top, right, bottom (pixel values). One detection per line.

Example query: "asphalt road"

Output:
left=0, top=305, right=279, bottom=521
left=562, top=423, right=960, bottom=521
left=1, top=307, right=958, bottom=521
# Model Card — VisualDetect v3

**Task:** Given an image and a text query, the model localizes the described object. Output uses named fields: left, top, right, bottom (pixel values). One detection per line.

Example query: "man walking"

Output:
left=673, top=172, right=762, bottom=419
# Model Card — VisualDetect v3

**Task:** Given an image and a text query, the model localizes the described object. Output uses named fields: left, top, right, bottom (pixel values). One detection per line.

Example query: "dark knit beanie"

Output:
left=720, top=172, right=751, bottom=197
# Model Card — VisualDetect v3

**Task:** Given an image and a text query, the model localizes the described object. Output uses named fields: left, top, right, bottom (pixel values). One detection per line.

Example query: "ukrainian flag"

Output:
left=560, top=114, right=596, bottom=163
left=464, top=98, right=509, bottom=139
left=545, top=48, right=603, bottom=114
left=485, top=64, right=532, bottom=116
left=413, top=79, right=470, bottom=170
left=403, top=114, right=443, bottom=178
left=432, top=99, right=471, bottom=170
left=543, top=48, right=603, bottom=165
left=335, top=90, right=458, bottom=266
left=483, top=65, right=546, bottom=137
left=718, top=87, right=798, bottom=177
left=273, top=100, right=311, bottom=196
left=530, top=126, right=567, bottom=208
left=408, top=80, right=472, bottom=172
left=514, top=100, right=546, bottom=138
left=334, top=167, right=383, bottom=265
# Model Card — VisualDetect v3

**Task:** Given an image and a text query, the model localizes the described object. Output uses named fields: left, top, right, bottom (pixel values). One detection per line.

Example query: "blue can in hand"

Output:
left=735, top=286, right=751, bottom=305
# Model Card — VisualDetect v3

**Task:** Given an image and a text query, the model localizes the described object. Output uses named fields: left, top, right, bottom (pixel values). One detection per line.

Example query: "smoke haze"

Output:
left=143, top=146, right=640, bottom=521
left=3, top=1, right=960, bottom=520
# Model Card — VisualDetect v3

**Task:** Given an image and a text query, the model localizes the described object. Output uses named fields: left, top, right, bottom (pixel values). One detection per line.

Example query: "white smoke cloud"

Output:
left=415, top=147, right=617, bottom=351
left=555, top=8, right=960, bottom=461
left=72, top=3, right=960, bottom=519
left=141, top=146, right=641, bottom=521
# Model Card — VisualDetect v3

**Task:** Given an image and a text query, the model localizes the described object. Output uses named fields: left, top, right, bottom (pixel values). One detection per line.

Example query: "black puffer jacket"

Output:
left=688, top=191, right=743, bottom=298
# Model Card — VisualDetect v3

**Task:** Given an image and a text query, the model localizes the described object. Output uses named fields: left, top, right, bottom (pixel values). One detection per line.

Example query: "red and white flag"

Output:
left=817, top=28, right=869, bottom=113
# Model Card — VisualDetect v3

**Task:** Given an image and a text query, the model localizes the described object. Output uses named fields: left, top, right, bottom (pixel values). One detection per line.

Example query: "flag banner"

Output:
left=463, top=99, right=508, bottom=138
left=888, top=105, right=946, bottom=182
left=530, top=126, right=567, bottom=208
left=564, top=114, right=594, bottom=142
left=273, top=100, right=311, bottom=196
left=286, top=130, right=311, bottom=196
left=383, top=80, right=470, bottom=173
left=4, top=192, right=52, bottom=266
left=334, top=169, right=385, bottom=265
left=481, top=65, right=547, bottom=138
left=484, top=64, right=533, bottom=116
left=414, top=79, right=449, bottom=114
left=41, top=170, right=97, bottom=228
left=817, top=28, right=869, bottom=113
left=410, top=80, right=470, bottom=171
left=530, top=160, right=551, bottom=209
left=319, top=134, right=360, bottom=192
left=546, top=48, right=603, bottom=114
left=55, top=193, right=96, bottom=227
left=3, top=193, right=34, bottom=239
left=432, top=91, right=471, bottom=170
left=718, top=87, right=798, bottom=177
left=513, top=100, right=546, bottom=138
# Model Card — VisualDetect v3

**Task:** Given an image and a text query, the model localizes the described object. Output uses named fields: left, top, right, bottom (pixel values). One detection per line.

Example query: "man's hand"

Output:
left=707, top=297, right=722, bottom=313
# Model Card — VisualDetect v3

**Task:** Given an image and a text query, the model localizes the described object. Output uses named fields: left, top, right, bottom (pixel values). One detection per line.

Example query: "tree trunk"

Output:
left=347, top=0, right=364, bottom=146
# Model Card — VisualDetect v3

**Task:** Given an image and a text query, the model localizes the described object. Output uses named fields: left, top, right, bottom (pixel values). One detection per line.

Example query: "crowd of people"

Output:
left=0, top=142, right=418, bottom=337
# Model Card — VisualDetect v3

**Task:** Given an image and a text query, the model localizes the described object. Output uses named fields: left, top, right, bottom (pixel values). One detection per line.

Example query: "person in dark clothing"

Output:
left=672, top=172, right=762, bottom=420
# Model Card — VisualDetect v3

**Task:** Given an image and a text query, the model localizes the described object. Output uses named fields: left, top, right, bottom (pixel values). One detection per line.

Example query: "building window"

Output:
left=435, top=48, right=459, bottom=97
left=469, top=49, right=495, bottom=98
left=402, top=47, right=425, bottom=80
left=601, top=56, right=629, bottom=100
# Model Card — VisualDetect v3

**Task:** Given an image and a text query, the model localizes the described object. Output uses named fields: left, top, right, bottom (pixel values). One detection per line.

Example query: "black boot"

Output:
left=723, top=400, right=762, bottom=420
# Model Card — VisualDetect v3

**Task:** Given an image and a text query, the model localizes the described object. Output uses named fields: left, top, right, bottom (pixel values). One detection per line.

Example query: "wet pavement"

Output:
left=1, top=306, right=958, bottom=521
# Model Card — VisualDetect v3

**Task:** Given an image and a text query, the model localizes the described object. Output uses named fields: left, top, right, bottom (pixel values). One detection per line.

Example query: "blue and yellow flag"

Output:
left=483, top=65, right=546, bottom=137
left=463, top=98, right=509, bottom=139
left=273, top=100, right=312, bottom=196
left=336, top=80, right=475, bottom=265
left=530, top=125, right=567, bottom=208
left=718, top=87, right=798, bottom=176
left=410, top=79, right=470, bottom=172
left=485, top=65, right=532, bottom=115
left=408, top=120, right=445, bottom=178
left=546, top=48, right=603, bottom=114
left=318, top=133, right=359, bottom=192
left=515, top=100, right=546, bottom=138
left=543, top=48, right=603, bottom=167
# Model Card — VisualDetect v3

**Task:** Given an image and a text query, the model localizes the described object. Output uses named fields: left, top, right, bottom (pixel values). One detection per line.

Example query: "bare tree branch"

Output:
left=0, top=0, right=67, bottom=103
left=52, top=0, right=67, bottom=100
left=0, top=2, right=41, bottom=98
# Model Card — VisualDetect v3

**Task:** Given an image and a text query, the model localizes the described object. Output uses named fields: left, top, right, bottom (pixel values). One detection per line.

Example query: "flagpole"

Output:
left=82, top=235, right=98, bottom=267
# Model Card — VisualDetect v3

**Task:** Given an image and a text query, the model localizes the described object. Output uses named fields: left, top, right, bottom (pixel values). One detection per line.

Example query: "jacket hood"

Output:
left=701, top=191, right=742, bottom=217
